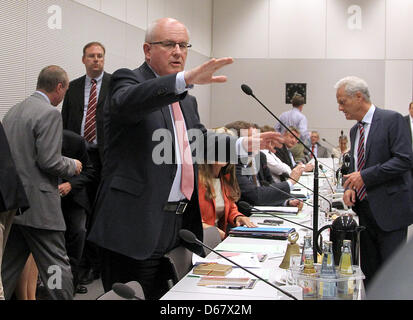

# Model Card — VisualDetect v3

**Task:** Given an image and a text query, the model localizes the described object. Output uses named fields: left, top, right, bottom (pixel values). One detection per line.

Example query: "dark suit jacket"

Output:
left=0, top=122, right=29, bottom=213
left=88, top=62, right=237, bottom=260
left=61, top=130, right=96, bottom=213
left=61, top=72, right=111, bottom=161
left=350, top=107, right=413, bottom=231
left=236, top=152, right=291, bottom=208
left=405, top=115, right=412, bottom=146
left=275, top=144, right=294, bottom=169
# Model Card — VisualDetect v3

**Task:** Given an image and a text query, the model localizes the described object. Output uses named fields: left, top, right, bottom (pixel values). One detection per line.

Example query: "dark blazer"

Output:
left=405, top=115, right=412, bottom=146
left=275, top=144, right=294, bottom=169
left=350, top=107, right=413, bottom=231
left=61, top=130, right=96, bottom=213
left=88, top=62, right=237, bottom=260
left=236, top=152, right=291, bottom=207
left=0, top=122, right=29, bottom=213
left=61, top=72, right=111, bottom=160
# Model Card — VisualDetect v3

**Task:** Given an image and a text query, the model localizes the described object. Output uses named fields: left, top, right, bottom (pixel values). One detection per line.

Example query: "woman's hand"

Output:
left=234, top=216, right=257, bottom=228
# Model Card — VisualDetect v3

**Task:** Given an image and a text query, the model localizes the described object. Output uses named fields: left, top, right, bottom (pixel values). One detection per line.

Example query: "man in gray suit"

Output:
left=309, top=131, right=329, bottom=158
left=1, top=65, right=82, bottom=300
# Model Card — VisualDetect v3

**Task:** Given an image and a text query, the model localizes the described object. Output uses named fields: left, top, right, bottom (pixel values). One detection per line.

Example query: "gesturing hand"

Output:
left=184, top=57, right=234, bottom=85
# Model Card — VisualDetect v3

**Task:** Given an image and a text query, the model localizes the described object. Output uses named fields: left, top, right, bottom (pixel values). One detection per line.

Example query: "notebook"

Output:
left=229, top=226, right=295, bottom=240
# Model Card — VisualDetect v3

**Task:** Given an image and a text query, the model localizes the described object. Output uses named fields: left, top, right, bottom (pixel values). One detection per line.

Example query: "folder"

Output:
left=229, top=226, right=295, bottom=240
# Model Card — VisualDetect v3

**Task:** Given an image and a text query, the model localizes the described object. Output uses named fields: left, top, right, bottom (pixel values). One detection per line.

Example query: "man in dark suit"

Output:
left=276, top=127, right=314, bottom=171
left=87, top=18, right=284, bottom=300
left=337, top=76, right=413, bottom=287
left=405, top=101, right=413, bottom=149
left=60, top=130, right=96, bottom=295
left=61, top=41, right=111, bottom=285
left=0, top=122, right=29, bottom=300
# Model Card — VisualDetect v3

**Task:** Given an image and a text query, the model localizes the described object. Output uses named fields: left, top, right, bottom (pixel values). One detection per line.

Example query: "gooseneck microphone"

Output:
left=241, top=83, right=319, bottom=261
left=281, top=173, right=332, bottom=212
left=321, top=138, right=336, bottom=148
left=112, top=283, right=143, bottom=300
left=318, top=164, right=335, bottom=194
left=179, top=229, right=298, bottom=300
left=238, top=200, right=312, bottom=231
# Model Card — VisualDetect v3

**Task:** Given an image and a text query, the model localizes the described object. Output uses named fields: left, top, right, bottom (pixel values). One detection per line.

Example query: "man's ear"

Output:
left=143, top=43, right=151, bottom=61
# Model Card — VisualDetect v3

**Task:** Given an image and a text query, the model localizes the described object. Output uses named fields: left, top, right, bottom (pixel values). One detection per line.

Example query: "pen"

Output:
left=205, top=285, right=244, bottom=289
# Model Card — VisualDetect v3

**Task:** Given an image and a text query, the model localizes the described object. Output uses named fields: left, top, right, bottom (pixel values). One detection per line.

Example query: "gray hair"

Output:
left=145, top=18, right=190, bottom=43
left=36, top=65, right=68, bottom=93
left=334, top=76, right=371, bottom=102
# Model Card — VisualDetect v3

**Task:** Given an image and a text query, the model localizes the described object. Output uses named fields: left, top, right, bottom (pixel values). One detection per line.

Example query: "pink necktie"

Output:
left=84, top=79, right=97, bottom=143
left=171, top=102, right=194, bottom=200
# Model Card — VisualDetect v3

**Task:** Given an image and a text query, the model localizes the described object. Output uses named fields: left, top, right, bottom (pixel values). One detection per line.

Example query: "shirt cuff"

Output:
left=236, top=137, right=249, bottom=157
left=175, top=71, right=194, bottom=94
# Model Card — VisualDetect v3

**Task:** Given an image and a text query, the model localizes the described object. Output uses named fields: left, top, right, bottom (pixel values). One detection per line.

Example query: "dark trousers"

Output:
left=355, top=200, right=407, bottom=288
left=101, top=211, right=183, bottom=300
left=61, top=199, right=87, bottom=288
left=81, top=145, right=102, bottom=275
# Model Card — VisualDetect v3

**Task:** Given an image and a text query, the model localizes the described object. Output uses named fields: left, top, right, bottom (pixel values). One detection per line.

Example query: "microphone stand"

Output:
left=241, top=84, right=319, bottom=262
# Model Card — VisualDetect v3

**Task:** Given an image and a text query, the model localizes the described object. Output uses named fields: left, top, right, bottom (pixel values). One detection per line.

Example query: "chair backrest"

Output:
left=96, top=281, right=145, bottom=300
left=203, top=226, right=222, bottom=256
left=163, top=245, right=193, bottom=284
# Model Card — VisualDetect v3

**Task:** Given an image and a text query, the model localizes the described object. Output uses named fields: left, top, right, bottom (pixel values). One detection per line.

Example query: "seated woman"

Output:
left=332, top=135, right=350, bottom=163
left=198, top=128, right=256, bottom=240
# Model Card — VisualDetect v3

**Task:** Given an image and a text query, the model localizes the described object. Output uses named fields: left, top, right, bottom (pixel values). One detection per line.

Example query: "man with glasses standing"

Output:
left=88, top=17, right=284, bottom=299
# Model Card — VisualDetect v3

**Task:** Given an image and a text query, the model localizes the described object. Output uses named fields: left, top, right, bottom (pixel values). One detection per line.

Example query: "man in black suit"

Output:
left=275, top=127, right=314, bottom=171
left=337, top=76, right=413, bottom=286
left=61, top=41, right=111, bottom=285
left=0, top=122, right=29, bottom=300
left=60, top=130, right=95, bottom=295
left=405, top=101, right=413, bottom=149
left=87, top=18, right=284, bottom=300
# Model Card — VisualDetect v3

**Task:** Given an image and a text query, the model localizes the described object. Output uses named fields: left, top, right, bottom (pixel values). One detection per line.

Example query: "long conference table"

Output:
left=161, top=158, right=360, bottom=300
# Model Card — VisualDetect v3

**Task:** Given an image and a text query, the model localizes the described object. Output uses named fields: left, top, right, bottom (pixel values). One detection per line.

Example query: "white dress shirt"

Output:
left=354, top=104, right=376, bottom=171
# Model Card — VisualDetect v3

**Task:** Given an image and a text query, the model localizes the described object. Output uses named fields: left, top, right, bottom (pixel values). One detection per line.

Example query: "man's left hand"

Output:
left=343, top=171, right=365, bottom=191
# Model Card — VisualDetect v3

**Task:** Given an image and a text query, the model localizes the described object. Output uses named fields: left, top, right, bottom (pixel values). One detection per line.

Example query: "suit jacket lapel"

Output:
left=138, top=63, right=176, bottom=147
left=365, top=109, right=381, bottom=160
left=97, top=72, right=110, bottom=108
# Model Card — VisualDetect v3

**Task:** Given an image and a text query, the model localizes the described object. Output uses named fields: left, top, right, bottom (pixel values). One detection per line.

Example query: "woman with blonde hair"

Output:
left=198, top=127, right=256, bottom=240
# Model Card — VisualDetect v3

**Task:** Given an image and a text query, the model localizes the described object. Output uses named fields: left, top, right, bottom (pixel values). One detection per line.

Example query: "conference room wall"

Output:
left=210, top=58, right=385, bottom=146
left=0, top=0, right=212, bottom=125
left=211, top=0, right=413, bottom=145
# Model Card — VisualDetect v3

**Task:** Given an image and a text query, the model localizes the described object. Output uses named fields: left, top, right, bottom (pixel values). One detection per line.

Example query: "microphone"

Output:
left=241, top=83, right=320, bottom=262
left=318, top=164, right=334, bottom=194
left=341, top=152, right=351, bottom=175
left=281, top=173, right=332, bottom=212
left=179, top=229, right=298, bottom=300
left=238, top=200, right=312, bottom=231
left=112, top=283, right=143, bottom=300
left=321, top=138, right=335, bottom=149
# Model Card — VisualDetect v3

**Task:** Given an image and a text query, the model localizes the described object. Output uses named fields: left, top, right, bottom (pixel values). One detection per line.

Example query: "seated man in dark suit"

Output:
left=60, top=130, right=96, bottom=295
left=276, top=126, right=314, bottom=172
left=236, top=151, right=303, bottom=209
left=225, top=121, right=303, bottom=210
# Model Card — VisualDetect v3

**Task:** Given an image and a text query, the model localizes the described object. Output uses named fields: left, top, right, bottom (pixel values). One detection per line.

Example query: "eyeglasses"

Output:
left=149, top=41, right=192, bottom=50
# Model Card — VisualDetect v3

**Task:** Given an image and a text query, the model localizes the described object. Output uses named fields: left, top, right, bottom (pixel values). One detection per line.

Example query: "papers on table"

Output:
left=253, top=206, right=299, bottom=214
left=214, top=242, right=285, bottom=254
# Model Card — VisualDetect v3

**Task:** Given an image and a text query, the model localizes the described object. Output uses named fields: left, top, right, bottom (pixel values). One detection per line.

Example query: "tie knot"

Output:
left=91, top=79, right=97, bottom=84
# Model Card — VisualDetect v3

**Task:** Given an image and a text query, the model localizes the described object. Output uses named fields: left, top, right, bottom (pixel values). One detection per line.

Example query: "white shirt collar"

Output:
left=35, top=90, right=51, bottom=104
left=86, top=71, right=104, bottom=83
left=361, top=104, right=376, bottom=125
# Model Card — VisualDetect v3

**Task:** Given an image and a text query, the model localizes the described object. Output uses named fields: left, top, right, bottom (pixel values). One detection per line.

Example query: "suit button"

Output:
left=157, top=88, right=167, bottom=96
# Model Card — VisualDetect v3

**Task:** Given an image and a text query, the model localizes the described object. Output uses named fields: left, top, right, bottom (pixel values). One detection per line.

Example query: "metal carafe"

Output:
left=316, top=214, right=365, bottom=265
